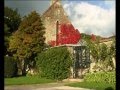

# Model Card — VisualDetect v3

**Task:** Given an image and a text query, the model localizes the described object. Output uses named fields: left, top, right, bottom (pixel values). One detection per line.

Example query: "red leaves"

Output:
left=91, top=34, right=96, bottom=41
left=48, top=40, right=56, bottom=46
left=58, top=24, right=81, bottom=45
left=49, top=23, right=81, bottom=47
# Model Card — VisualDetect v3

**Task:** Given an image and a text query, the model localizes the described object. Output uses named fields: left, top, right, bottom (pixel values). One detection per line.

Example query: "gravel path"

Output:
left=5, top=82, right=94, bottom=90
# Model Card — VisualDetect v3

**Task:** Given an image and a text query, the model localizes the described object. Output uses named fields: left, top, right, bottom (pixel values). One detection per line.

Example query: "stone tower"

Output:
left=42, top=0, right=72, bottom=45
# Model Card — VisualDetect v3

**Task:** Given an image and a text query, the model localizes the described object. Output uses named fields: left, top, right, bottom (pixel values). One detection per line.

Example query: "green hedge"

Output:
left=36, top=47, right=72, bottom=80
left=4, top=56, right=18, bottom=78
left=84, top=71, right=116, bottom=84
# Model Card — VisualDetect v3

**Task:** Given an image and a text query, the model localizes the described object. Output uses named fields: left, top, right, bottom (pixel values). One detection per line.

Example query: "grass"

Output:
left=66, top=81, right=116, bottom=90
left=5, top=76, right=56, bottom=85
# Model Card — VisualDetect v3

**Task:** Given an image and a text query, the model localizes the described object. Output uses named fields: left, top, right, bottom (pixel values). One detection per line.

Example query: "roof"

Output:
left=50, top=40, right=87, bottom=48
left=99, top=38, right=112, bottom=43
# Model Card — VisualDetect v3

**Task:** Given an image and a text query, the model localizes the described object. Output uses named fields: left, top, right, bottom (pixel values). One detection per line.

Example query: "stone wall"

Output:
left=41, top=0, right=71, bottom=44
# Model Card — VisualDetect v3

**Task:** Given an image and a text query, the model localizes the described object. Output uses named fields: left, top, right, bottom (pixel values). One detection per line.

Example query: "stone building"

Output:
left=41, top=0, right=90, bottom=78
left=41, top=0, right=76, bottom=45
left=26, top=0, right=115, bottom=78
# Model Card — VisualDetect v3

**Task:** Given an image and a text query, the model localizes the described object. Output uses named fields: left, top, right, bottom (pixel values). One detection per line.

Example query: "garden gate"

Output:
left=73, top=45, right=90, bottom=78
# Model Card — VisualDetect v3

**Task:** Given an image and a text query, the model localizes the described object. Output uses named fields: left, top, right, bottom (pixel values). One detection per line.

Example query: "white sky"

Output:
left=5, top=0, right=115, bottom=38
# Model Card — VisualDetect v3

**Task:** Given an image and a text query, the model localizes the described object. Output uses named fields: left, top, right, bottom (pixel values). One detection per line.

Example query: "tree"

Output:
left=88, top=40, right=100, bottom=63
left=4, top=56, right=18, bottom=78
left=4, top=6, right=21, bottom=33
left=4, top=24, right=10, bottom=55
left=81, top=33, right=91, bottom=41
left=108, top=38, right=116, bottom=69
left=99, top=43, right=108, bottom=62
left=85, top=38, right=102, bottom=72
left=9, top=11, right=46, bottom=75
left=110, top=38, right=116, bottom=58
left=4, top=7, right=21, bottom=55
left=87, top=37, right=116, bottom=72
left=99, top=43, right=109, bottom=70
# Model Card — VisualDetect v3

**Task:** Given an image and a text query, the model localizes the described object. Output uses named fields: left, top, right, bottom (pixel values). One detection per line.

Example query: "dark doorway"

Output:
left=73, top=46, right=90, bottom=78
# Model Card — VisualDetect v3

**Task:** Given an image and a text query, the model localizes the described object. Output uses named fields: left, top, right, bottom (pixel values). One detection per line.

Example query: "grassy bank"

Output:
left=66, top=71, right=116, bottom=90
left=66, top=81, right=115, bottom=90
left=5, top=76, right=56, bottom=85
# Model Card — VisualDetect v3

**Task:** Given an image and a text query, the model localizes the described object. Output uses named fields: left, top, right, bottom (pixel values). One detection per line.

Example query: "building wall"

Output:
left=41, top=0, right=71, bottom=44
left=100, top=40, right=113, bottom=47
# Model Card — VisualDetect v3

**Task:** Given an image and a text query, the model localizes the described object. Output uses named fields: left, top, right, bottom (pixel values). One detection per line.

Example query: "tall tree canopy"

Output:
left=4, top=6, right=21, bottom=55
left=4, top=6, right=21, bottom=33
left=4, top=24, right=10, bottom=54
left=9, top=11, right=46, bottom=75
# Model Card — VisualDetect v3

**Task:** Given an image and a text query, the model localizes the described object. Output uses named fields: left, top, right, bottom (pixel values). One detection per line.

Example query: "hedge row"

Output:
left=36, top=47, right=73, bottom=80
left=84, top=71, right=116, bottom=84
left=4, top=56, right=18, bottom=78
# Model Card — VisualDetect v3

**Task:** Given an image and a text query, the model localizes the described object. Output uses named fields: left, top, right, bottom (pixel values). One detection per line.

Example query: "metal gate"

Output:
left=73, top=46, right=90, bottom=78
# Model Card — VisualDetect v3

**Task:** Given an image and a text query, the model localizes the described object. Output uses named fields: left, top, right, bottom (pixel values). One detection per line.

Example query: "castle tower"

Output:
left=42, top=0, right=80, bottom=46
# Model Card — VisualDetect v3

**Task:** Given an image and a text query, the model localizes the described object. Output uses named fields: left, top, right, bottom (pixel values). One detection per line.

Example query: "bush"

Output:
left=84, top=71, right=116, bottom=84
left=4, top=56, right=18, bottom=78
left=36, top=47, right=72, bottom=80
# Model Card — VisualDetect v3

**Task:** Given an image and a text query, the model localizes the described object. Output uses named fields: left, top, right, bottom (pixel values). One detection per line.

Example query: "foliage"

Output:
left=110, top=38, right=116, bottom=58
left=48, top=24, right=81, bottom=46
left=108, top=38, right=116, bottom=69
left=82, top=34, right=101, bottom=63
left=36, top=47, right=73, bottom=80
left=4, top=56, right=18, bottom=78
left=86, top=37, right=115, bottom=71
left=86, top=40, right=100, bottom=63
left=66, top=81, right=115, bottom=90
left=99, top=43, right=108, bottom=61
left=4, top=24, right=10, bottom=55
left=4, top=24, right=10, bottom=37
left=81, top=33, right=101, bottom=42
left=67, top=71, right=115, bottom=90
left=81, top=33, right=91, bottom=40
left=4, top=7, right=21, bottom=55
left=99, top=43, right=114, bottom=70
left=84, top=71, right=116, bottom=84
left=4, top=6, right=21, bottom=33
left=5, top=76, right=56, bottom=85
left=9, top=11, right=46, bottom=75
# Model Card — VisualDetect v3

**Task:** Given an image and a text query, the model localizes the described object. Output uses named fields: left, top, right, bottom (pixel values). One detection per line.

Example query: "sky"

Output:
left=5, top=0, right=115, bottom=38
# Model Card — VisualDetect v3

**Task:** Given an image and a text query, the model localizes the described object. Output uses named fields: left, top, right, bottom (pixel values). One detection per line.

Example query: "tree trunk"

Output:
left=21, top=59, right=26, bottom=75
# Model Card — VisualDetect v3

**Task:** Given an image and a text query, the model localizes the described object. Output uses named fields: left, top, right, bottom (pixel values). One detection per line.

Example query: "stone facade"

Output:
left=41, top=0, right=71, bottom=44
left=41, top=0, right=115, bottom=78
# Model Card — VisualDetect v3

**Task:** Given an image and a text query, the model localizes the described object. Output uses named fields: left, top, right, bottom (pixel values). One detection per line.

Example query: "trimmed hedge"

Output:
left=36, top=47, right=72, bottom=80
left=84, top=71, right=116, bottom=84
left=4, top=56, right=18, bottom=78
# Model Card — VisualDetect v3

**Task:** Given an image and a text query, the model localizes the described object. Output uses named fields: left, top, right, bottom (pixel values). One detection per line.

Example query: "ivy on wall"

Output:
left=48, top=24, right=81, bottom=46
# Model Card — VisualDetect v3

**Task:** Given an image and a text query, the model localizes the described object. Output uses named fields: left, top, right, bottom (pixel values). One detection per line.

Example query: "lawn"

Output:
left=5, top=76, right=56, bottom=85
left=66, top=81, right=116, bottom=90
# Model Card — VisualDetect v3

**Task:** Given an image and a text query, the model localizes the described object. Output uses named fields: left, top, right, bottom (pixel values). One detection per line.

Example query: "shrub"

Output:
left=36, top=47, right=72, bottom=80
left=4, top=56, right=18, bottom=78
left=84, top=71, right=116, bottom=84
